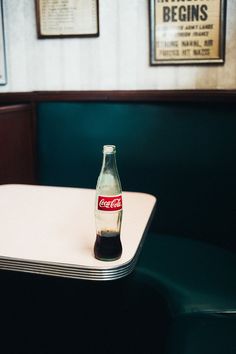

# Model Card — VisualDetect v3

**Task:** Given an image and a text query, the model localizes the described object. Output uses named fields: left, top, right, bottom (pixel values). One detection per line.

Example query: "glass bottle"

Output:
left=94, top=145, right=122, bottom=261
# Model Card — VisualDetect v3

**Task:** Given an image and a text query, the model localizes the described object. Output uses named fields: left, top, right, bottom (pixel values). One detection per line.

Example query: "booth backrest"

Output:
left=36, top=101, right=236, bottom=251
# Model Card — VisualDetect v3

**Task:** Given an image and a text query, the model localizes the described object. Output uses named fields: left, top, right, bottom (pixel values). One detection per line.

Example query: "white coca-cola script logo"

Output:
left=97, top=195, right=122, bottom=211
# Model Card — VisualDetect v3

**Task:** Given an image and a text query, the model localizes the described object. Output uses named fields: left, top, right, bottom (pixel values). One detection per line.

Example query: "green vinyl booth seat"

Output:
left=135, top=233, right=236, bottom=353
left=137, top=233, right=236, bottom=316
left=34, top=100, right=236, bottom=353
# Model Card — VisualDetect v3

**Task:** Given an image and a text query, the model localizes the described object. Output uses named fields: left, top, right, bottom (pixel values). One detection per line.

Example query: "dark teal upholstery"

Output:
left=168, top=313, right=236, bottom=354
left=35, top=100, right=236, bottom=353
left=37, top=101, right=236, bottom=251
left=137, top=233, right=236, bottom=315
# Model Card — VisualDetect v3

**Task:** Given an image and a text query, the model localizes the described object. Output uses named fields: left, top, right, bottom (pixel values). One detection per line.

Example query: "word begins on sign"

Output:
left=162, top=5, right=208, bottom=22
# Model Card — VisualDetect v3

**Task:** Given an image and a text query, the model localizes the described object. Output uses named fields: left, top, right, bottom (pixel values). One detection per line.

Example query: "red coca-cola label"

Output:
left=97, top=195, right=122, bottom=211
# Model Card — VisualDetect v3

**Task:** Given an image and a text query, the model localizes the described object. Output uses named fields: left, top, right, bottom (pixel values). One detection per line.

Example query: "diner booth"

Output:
left=0, top=1, right=236, bottom=353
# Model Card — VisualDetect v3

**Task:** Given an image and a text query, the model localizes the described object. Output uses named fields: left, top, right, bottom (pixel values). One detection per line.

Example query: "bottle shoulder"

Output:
left=96, top=172, right=122, bottom=195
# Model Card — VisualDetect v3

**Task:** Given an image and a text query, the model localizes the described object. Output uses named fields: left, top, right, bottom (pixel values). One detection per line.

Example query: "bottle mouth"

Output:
left=103, top=145, right=116, bottom=154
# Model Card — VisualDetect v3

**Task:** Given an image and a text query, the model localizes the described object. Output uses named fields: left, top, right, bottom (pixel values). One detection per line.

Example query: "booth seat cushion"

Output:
left=136, top=233, right=236, bottom=316
left=167, top=313, right=236, bottom=354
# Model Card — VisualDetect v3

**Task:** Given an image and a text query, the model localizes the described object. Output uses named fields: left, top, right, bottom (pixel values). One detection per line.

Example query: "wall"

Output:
left=1, top=0, right=236, bottom=92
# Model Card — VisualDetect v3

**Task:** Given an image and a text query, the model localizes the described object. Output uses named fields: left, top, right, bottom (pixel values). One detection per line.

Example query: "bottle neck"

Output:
left=96, top=145, right=121, bottom=194
left=102, top=152, right=117, bottom=174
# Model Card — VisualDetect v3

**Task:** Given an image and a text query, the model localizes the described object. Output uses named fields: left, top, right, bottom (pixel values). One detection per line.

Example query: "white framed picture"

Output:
left=0, top=0, right=6, bottom=85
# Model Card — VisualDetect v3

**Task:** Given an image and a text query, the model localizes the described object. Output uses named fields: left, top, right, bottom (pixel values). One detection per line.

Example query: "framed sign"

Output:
left=35, top=0, right=99, bottom=38
left=149, top=0, right=226, bottom=65
left=0, top=0, right=6, bottom=85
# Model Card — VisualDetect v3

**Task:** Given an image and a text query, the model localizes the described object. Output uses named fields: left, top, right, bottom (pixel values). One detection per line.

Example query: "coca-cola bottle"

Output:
left=94, top=145, right=122, bottom=261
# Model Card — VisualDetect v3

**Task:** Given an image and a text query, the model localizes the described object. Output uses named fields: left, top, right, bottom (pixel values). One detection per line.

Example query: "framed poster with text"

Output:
left=149, top=0, right=227, bottom=65
left=0, top=0, right=6, bottom=85
left=36, top=0, right=99, bottom=38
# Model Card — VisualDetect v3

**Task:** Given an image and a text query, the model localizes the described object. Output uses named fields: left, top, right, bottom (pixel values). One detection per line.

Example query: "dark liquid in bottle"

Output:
left=94, top=231, right=122, bottom=261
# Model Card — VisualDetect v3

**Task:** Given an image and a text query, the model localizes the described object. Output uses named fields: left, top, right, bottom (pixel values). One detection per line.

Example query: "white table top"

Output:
left=0, top=184, right=156, bottom=280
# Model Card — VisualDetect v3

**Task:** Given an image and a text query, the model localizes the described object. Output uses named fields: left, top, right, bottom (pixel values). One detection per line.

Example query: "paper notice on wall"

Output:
left=37, top=0, right=98, bottom=36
